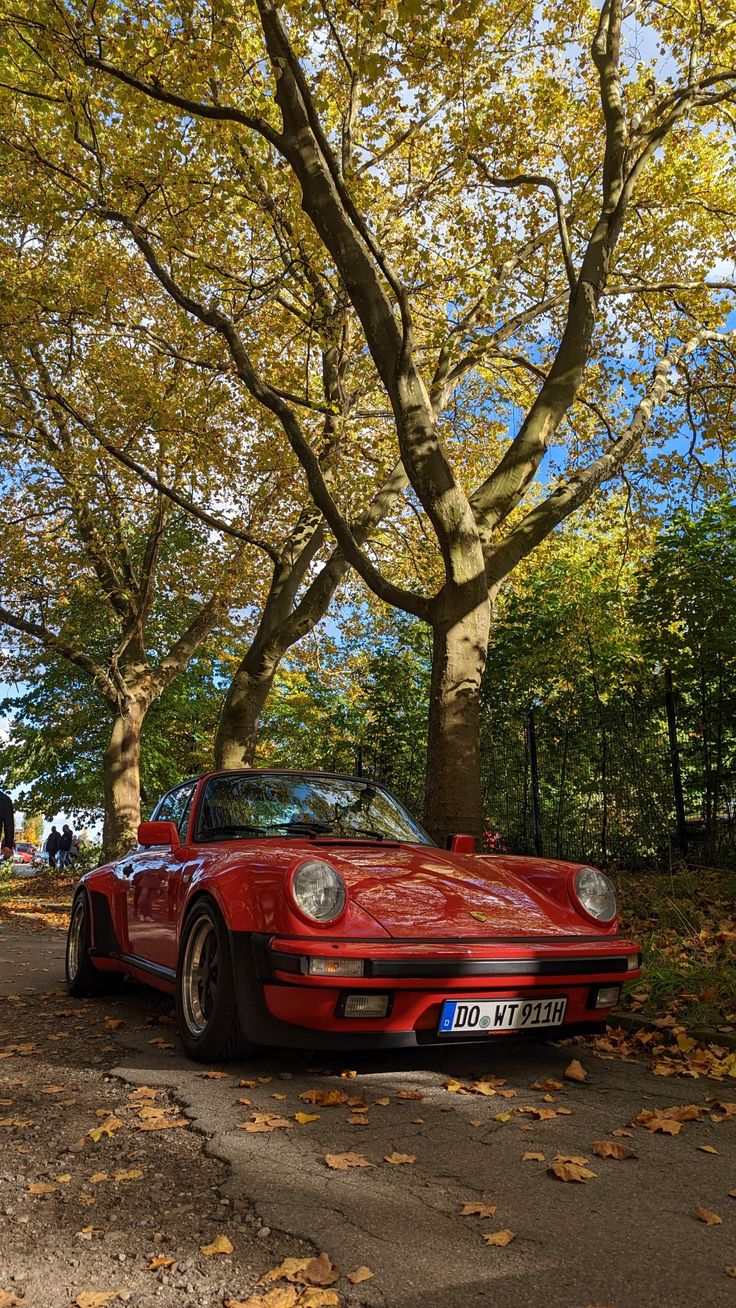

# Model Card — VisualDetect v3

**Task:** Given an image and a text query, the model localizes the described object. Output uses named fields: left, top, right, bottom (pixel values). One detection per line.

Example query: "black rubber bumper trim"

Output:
left=230, top=931, right=614, bottom=1051
left=88, top=947, right=175, bottom=984
left=269, top=948, right=638, bottom=979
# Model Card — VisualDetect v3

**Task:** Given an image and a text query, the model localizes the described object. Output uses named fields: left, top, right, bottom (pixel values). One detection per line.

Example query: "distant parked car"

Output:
left=65, top=768, right=642, bottom=1062
left=13, top=844, right=35, bottom=864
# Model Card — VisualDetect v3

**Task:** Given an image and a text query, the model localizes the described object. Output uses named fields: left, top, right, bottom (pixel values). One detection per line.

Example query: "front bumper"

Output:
left=230, top=931, right=641, bottom=1051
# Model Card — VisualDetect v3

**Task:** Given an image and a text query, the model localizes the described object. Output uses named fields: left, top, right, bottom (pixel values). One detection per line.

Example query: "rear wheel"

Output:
left=66, top=892, right=124, bottom=997
left=176, top=898, right=249, bottom=1062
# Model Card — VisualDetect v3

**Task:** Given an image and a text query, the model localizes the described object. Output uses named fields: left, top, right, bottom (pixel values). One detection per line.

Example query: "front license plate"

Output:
left=438, top=996, right=567, bottom=1035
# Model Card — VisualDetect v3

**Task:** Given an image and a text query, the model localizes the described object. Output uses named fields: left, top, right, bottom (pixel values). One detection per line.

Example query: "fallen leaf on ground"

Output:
left=27, top=1181, right=56, bottom=1194
left=397, top=1089, right=423, bottom=1100
left=200, top=1234, right=234, bottom=1256
left=87, top=1116, right=123, bottom=1143
left=697, top=1145, right=719, bottom=1154
left=299, top=1292, right=339, bottom=1307
left=0, top=1292, right=24, bottom=1306
left=238, top=1079, right=258, bottom=1089
left=695, top=1206, right=722, bottom=1225
left=226, top=1292, right=298, bottom=1308
left=324, top=1153, right=373, bottom=1170
left=611, top=1128, right=634, bottom=1137
left=74, top=1294, right=124, bottom=1308
left=294, top=1112, right=320, bottom=1125
left=593, top=1141, right=637, bottom=1160
left=40, top=1084, right=68, bottom=1094
left=461, top=1202, right=496, bottom=1217
left=483, top=1229, right=515, bottom=1246
left=302, top=1252, right=340, bottom=1286
left=260, top=1258, right=312, bottom=1284
left=299, top=1089, right=348, bottom=1107
left=564, top=1059, right=587, bottom=1082
left=104, top=1019, right=124, bottom=1030
left=56, top=1174, right=72, bottom=1183
left=725, top=1267, right=736, bottom=1278
left=146, top=1256, right=175, bottom=1270
left=240, top=1112, right=293, bottom=1133
left=548, top=1161, right=596, bottom=1182
left=375, top=1097, right=390, bottom=1106
left=522, top=1152, right=545, bottom=1161
left=347, top=1115, right=368, bottom=1125
left=444, top=1079, right=467, bottom=1093
left=197, top=1070, right=229, bottom=1080
left=113, top=1169, right=143, bottom=1182
left=635, top=1110, right=683, bottom=1135
left=135, top=1107, right=189, bottom=1131
left=384, top=1152, right=415, bottom=1165
left=346, top=1266, right=374, bottom=1284
left=148, top=1036, right=174, bottom=1049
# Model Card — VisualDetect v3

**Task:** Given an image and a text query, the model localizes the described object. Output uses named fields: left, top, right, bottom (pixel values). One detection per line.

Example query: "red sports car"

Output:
left=66, top=770, right=641, bottom=1061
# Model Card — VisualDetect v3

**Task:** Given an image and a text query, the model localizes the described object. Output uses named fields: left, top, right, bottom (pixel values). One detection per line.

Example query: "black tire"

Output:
left=66, top=892, right=124, bottom=998
left=175, top=897, right=249, bottom=1062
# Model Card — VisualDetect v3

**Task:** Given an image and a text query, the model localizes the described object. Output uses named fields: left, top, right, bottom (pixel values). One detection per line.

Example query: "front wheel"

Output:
left=66, top=892, right=124, bottom=997
left=175, top=898, right=250, bottom=1062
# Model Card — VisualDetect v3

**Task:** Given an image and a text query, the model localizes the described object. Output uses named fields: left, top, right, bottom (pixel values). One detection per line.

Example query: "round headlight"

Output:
left=573, top=867, right=617, bottom=923
left=290, top=859, right=347, bottom=923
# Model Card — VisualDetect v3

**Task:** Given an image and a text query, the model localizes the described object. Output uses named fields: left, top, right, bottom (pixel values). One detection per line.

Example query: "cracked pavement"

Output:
left=2, top=920, right=735, bottom=1307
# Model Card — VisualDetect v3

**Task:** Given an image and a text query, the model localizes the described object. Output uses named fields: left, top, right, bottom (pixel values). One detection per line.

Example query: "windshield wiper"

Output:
left=200, top=823, right=272, bottom=839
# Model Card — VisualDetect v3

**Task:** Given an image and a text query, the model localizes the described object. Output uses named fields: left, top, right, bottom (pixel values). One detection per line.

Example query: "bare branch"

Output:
left=0, top=602, right=117, bottom=705
left=470, top=159, right=576, bottom=292
left=47, top=388, right=281, bottom=564
left=487, top=328, right=735, bottom=583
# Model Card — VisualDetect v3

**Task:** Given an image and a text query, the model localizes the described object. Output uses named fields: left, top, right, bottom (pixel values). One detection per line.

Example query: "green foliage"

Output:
left=257, top=610, right=430, bottom=811
left=1, top=646, right=225, bottom=823
left=634, top=496, right=736, bottom=860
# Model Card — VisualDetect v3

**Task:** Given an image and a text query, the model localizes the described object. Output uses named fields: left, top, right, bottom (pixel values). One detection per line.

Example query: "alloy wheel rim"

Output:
left=182, top=918, right=219, bottom=1035
left=67, top=900, right=84, bottom=980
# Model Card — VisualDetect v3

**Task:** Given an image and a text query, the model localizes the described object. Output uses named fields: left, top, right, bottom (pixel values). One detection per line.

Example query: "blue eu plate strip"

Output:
left=439, top=1001, right=457, bottom=1032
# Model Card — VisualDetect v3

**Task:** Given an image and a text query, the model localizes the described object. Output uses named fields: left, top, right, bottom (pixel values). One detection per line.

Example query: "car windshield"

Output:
left=197, top=773, right=432, bottom=845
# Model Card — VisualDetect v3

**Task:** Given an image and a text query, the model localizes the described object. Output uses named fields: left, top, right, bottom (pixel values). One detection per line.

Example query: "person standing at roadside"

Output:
left=0, top=789, right=14, bottom=861
left=45, top=824, right=61, bottom=869
left=58, top=823, right=74, bottom=868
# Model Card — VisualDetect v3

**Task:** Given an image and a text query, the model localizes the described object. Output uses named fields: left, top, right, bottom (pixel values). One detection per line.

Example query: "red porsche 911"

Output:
left=65, top=770, right=641, bottom=1061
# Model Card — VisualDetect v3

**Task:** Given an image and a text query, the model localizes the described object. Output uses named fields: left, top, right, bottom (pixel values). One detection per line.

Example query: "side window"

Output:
left=155, top=784, right=195, bottom=836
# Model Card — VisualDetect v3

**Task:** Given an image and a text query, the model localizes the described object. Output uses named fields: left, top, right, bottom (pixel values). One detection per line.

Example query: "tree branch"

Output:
left=470, top=159, right=576, bottom=292
left=0, top=603, right=117, bottom=706
left=48, top=387, right=282, bottom=564
left=486, top=328, right=735, bottom=583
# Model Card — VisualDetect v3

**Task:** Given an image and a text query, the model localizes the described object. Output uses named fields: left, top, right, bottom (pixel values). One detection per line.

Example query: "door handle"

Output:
left=121, top=863, right=134, bottom=877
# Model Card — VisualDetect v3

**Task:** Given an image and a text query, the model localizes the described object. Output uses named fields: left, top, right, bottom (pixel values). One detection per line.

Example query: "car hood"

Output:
left=312, top=843, right=603, bottom=938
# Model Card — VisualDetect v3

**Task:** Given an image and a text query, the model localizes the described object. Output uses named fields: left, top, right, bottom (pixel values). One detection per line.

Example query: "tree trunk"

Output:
left=423, top=600, right=491, bottom=848
left=102, top=699, right=146, bottom=858
left=214, top=656, right=280, bottom=769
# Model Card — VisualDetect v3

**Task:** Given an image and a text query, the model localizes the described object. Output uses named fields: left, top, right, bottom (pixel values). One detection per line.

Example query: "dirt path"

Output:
left=1, top=916, right=735, bottom=1308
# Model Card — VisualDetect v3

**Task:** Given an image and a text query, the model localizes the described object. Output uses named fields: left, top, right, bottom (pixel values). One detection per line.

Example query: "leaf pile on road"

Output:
left=586, top=1023, right=736, bottom=1079
left=226, top=1251, right=374, bottom=1306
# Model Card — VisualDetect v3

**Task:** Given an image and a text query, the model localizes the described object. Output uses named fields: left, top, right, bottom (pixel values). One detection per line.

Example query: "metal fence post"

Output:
left=664, top=668, right=688, bottom=857
left=527, top=708, right=543, bottom=857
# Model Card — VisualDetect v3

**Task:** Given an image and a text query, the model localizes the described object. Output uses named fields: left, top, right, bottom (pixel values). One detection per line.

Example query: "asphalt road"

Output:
left=2, top=920, right=735, bottom=1308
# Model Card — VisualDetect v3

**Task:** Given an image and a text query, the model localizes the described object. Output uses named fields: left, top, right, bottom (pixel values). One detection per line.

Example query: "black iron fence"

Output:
left=351, top=673, right=735, bottom=869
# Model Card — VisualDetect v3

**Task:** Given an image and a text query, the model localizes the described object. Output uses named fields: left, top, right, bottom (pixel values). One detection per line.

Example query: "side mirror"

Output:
left=138, top=820, right=182, bottom=851
left=449, top=834, right=475, bottom=854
